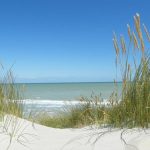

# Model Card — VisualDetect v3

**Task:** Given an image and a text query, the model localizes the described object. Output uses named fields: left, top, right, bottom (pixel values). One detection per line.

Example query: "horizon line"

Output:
left=15, top=81, right=122, bottom=84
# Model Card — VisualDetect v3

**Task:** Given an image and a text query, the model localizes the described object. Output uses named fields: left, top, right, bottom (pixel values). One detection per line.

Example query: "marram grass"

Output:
left=37, top=13, right=150, bottom=129
left=36, top=95, right=106, bottom=128
left=111, top=13, right=150, bottom=128
left=0, top=68, right=24, bottom=149
left=0, top=70, right=23, bottom=118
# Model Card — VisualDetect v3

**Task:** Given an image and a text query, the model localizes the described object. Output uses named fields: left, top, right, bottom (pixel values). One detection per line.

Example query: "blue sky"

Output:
left=0, top=0, right=149, bottom=82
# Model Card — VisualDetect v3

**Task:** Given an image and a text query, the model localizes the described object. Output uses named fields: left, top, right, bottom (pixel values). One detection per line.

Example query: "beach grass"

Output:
left=0, top=68, right=24, bottom=149
left=36, top=95, right=105, bottom=128
left=109, top=13, right=150, bottom=128
left=36, top=13, right=150, bottom=129
left=0, top=70, right=23, bottom=118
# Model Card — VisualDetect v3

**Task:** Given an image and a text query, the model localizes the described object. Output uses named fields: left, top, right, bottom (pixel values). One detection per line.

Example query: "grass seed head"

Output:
left=127, top=24, right=132, bottom=41
left=143, top=24, right=150, bottom=42
left=132, top=32, right=139, bottom=50
left=120, top=35, right=126, bottom=54
left=113, top=32, right=120, bottom=57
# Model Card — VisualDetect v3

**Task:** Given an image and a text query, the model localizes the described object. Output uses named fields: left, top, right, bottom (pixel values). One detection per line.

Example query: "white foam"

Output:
left=19, top=99, right=110, bottom=106
left=20, top=99, right=80, bottom=106
left=17, top=99, right=110, bottom=116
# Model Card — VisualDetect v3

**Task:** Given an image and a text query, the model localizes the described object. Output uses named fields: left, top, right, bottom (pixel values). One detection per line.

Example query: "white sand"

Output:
left=0, top=116, right=150, bottom=150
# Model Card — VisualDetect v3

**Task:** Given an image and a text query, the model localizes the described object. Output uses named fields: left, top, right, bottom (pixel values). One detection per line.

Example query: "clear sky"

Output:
left=0, top=0, right=149, bottom=83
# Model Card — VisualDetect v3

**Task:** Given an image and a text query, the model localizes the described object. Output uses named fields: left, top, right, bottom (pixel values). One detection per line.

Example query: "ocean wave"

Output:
left=20, top=99, right=79, bottom=106
left=18, top=99, right=110, bottom=116
left=20, top=99, right=109, bottom=106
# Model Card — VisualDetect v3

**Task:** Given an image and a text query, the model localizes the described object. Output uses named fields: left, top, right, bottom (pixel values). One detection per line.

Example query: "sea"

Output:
left=16, top=82, right=122, bottom=116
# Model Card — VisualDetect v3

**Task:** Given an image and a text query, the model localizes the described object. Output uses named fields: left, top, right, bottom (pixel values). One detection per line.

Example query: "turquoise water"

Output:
left=16, top=82, right=122, bottom=115
left=18, top=82, right=121, bottom=100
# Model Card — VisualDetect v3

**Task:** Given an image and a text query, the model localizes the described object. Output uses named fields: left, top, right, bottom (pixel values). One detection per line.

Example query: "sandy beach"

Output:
left=0, top=116, right=149, bottom=150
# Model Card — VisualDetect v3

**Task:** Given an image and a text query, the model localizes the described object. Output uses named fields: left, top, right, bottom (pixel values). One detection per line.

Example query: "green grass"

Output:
left=0, top=68, right=25, bottom=149
left=36, top=95, right=106, bottom=128
left=0, top=71, right=23, bottom=118
left=106, top=56, right=150, bottom=128
left=109, top=13, right=150, bottom=128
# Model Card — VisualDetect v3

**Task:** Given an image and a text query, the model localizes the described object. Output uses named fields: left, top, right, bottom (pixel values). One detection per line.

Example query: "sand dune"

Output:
left=0, top=116, right=149, bottom=150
